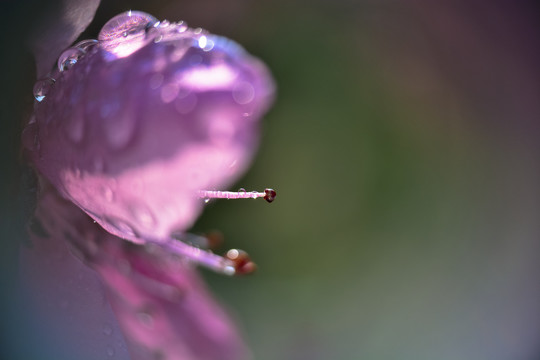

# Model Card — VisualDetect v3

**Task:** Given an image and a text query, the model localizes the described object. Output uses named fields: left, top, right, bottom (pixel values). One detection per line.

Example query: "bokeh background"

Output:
left=1, top=0, right=540, bottom=359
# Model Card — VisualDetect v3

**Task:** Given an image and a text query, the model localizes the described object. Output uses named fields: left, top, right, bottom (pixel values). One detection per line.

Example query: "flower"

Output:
left=21, top=7, right=275, bottom=360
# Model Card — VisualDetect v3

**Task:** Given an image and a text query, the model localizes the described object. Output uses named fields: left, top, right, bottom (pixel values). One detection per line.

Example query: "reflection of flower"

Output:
left=21, top=8, right=274, bottom=360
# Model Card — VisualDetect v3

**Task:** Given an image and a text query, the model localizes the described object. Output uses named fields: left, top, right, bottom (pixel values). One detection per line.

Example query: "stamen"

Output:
left=152, top=237, right=238, bottom=275
left=199, top=188, right=277, bottom=203
left=224, top=249, right=257, bottom=275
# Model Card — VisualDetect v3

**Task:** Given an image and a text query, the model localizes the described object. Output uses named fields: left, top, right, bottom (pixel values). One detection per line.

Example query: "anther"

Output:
left=224, top=249, right=257, bottom=275
left=198, top=188, right=277, bottom=203
left=264, top=188, right=277, bottom=203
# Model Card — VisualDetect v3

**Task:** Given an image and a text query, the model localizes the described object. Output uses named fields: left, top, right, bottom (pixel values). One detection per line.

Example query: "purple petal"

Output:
left=25, top=13, right=275, bottom=243
left=20, top=184, right=130, bottom=360
left=23, top=182, right=250, bottom=360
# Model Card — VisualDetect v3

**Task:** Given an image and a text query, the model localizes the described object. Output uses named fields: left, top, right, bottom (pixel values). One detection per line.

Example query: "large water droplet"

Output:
left=98, top=11, right=158, bottom=59
left=98, top=11, right=158, bottom=42
left=33, top=78, right=55, bottom=102
left=57, top=47, right=85, bottom=71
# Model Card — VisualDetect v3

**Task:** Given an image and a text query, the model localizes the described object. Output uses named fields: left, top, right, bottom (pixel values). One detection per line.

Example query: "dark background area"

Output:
left=1, top=1, right=540, bottom=359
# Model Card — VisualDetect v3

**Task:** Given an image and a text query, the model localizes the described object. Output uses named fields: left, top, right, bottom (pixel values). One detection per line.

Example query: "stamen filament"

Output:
left=198, top=188, right=277, bottom=203
left=154, top=237, right=237, bottom=275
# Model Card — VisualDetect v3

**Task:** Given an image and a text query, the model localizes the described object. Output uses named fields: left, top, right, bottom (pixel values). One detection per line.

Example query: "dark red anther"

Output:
left=264, top=188, right=277, bottom=203
left=225, top=249, right=257, bottom=275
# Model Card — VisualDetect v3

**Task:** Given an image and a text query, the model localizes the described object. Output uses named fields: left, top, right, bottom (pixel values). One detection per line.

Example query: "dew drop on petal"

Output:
left=33, top=78, right=55, bottom=102
left=137, top=311, right=154, bottom=329
left=174, top=93, right=197, bottom=114
left=106, top=345, right=115, bottom=357
left=102, top=323, right=113, bottom=335
left=103, top=187, right=114, bottom=202
left=64, top=115, right=85, bottom=144
left=98, top=11, right=158, bottom=58
left=177, top=20, right=188, bottom=32
left=73, top=39, right=98, bottom=52
left=98, top=11, right=158, bottom=42
left=57, top=47, right=85, bottom=71
left=232, top=81, right=255, bottom=104
left=100, top=98, right=137, bottom=150
left=131, top=204, right=156, bottom=227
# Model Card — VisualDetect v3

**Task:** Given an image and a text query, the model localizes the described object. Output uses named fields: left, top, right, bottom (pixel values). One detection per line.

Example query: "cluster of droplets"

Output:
left=29, top=10, right=276, bottom=276
left=32, top=11, right=177, bottom=102
left=33, top=39, right=99, bottom=102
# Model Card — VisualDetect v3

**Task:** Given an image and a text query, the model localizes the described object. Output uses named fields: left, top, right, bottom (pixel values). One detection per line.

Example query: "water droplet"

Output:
left=64, top=114, right=85, bottom=144
left=233, top=81, right=255, bottom=104
left=73, top=39, right=98, bottom=52
left=102, top=105, right=137, bottom=150
left=204, top=198, right=210, bottom=203
left=198, top=36, right=214, bottom=51
left=137, top=311, right=154, bottom=328
left=102, top=323, right=113, bottom=336
left=159, top=20, right=170, bottom=28
left=103, top=187, right=114, bottom=202
left=149, top=73, right=164, bottom=89
left=98, top=11, right=158, bottom=42
left=131, top=204, right=156, bottom=227
left=238, top=188, right=246, bottom=194
left=160, top=83, right=180, bottom=103
left=177, top=21, right=188, bottom=33
left=57, top=47, right=85, bottom=71
left=98, top=11, right=158, bottom=58
left=106, top=345, right=115, bottom=357
left=33, top=78, right=55, bottom=102
left=174, top=93, right=197, bottom=114
left=251, top=191, right=258, bottom=199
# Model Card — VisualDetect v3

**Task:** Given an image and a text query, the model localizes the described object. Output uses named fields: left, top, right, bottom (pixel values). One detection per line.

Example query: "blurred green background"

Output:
left=1, top=1, right=539, bottom=359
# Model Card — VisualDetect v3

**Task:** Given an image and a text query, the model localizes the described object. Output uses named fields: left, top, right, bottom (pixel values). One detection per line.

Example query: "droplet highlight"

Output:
left=98, top=11, right=158, bottom=42
left=57, top=47, right=85, bottom=71
left=225, top=249, right=257, bottom=275
left=98, top=11, right=159, bottom=59
left=33, top=78, right=55, bottom=102
left=73, top=39, right=98, bottom=52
